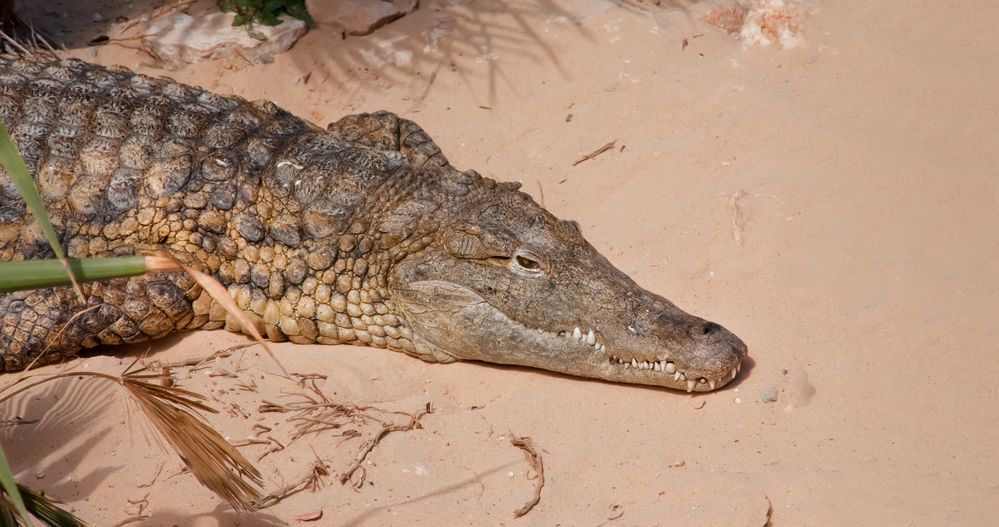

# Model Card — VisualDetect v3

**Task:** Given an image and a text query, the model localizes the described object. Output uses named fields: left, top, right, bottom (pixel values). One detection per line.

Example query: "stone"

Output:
left=140, top=12, right=307, bottom=69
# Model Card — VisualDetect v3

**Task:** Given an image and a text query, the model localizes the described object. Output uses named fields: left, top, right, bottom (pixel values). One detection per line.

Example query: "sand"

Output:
left=3, top=0, right=998, bottom=525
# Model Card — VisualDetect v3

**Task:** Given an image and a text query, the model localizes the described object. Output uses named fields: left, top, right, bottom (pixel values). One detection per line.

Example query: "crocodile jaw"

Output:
left=395, top=280, right=746, bottom=392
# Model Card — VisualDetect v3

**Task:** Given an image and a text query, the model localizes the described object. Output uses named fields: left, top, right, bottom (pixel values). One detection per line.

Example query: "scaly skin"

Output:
left=0, top=55, right=747, bottom=391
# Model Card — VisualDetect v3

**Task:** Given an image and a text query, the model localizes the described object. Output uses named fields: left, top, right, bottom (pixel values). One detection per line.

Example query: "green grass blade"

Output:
left=0, top=257, right=148, bottom=293
left=0, top=446, right=31, bottom=526
left=0, top=123, right=84, bottom=301
left=0, top=123, right=65, bottom=262
left=1, top=503, right=17, bottom=527
left=17, top=485, right=87, bottom=527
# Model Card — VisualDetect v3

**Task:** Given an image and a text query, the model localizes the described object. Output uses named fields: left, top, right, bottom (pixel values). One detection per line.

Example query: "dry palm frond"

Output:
left=120, top=366, right=263, bottom=511
left=0, top=366, right=263, bottom=513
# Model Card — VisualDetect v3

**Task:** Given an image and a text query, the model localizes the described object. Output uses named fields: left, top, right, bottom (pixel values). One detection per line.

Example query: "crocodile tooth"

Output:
left=686, top=380, right=696, bottom=393
left=653, top=361, right=663, bottom=372
left=640, top=360, right=649, bottom=370
left=708, top=379, right=717, bottom=390
left=585, top=330, right=596, bottom=346
left=674, top=371, right=682, bottom=382
left=631, top=358, right=638, bottom=368
left=618, top=357, right=625, bottom=364
left=572, top=327, right=582, bottom=340
left=679, top=373, right=686, bottom=382
left=665, top=361, right=676, bottom=374
left=731, top=368, right=738, bottom=380
left=596, top=343, right=605, bottom=353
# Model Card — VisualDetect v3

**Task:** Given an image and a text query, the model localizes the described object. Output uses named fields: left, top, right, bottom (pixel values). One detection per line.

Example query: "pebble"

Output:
left=761, top=387, right=779, bottom=402
left=691, top=399, right=705, bottom=410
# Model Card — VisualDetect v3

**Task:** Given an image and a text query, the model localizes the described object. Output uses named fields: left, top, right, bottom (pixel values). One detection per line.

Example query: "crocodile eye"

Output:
left=510, top=249, right=544, bottom=276
left=516, top=255, right=539, bottom=269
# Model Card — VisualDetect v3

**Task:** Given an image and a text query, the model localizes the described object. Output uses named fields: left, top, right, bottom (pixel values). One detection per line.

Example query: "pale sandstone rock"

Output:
left=141, top=12, right=307, bottom=69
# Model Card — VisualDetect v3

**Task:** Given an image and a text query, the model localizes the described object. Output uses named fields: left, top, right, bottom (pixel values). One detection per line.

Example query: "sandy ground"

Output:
left=3, top=0, right=999, bottom=525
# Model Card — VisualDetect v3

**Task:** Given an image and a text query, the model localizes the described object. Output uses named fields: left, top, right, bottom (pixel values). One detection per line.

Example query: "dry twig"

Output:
left=338, top=409, right=428, bottom=487
left=160, top=342, right=257, bottom=371
left=510, top=435, right=545, bottom=517
left=110, top=514, right=151, bottom=527
left=259, top=380, right=369, bottom=441
left=762, top=495, right=774, bottom=526
left=572, top=140, right=617, bottom=166
left=254, top=458, right=331, bottom=509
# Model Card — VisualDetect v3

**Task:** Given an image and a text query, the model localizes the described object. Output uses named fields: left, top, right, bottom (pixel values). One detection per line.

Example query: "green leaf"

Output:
left=285, top=2, right=313, bottom=24
left=0, top=257, right=148, bottom=293
left=0, top=124, right=65, bottom=262
left=18, top=485, right=88, bottom=527
left=0, top=446, right=30, bottom=526
left=1, top=504, right=17, bottom=527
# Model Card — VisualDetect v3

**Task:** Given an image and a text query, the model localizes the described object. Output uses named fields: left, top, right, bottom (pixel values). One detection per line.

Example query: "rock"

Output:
left=704, top=1, right=806, bottom=50
left=761, top=387, right=779, bottom=402
left=704, top=3, right=747, bottom=34
left=140, top=12, right=307, bottom=70
left=306, top=0, right=419, bottom=36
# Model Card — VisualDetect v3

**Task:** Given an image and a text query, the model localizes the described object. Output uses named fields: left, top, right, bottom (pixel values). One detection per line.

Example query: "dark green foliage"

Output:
left=217, top=0, right=314, bottom=27
left=6, top=484, right=88, bottom=527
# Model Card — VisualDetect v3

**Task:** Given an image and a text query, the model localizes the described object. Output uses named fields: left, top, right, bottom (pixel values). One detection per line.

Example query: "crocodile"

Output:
left=0, top=54, right=747, bottom=392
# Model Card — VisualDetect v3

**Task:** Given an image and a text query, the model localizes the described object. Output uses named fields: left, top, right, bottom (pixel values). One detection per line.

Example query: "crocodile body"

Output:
left=0, top=55, right=746, bottom=391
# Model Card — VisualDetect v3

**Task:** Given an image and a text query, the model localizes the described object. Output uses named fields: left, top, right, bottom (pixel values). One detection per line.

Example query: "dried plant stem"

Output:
left=0, top=370, right=119, bottom=403
left=510, top=435, right=545, bottom=517
left=254, top=459, right=331, bottom=509
left=168, top=256, right=288, bottom=377
left=572, top=140, right=617, bottom=166
left=339, top=405, right=433, bottom=486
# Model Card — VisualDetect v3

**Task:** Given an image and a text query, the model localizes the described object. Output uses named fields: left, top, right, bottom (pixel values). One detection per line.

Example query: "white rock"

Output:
left=141, top=12, right=307, bottom=69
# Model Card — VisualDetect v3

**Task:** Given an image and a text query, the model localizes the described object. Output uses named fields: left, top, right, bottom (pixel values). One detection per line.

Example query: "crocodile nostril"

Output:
left=701, top=322, right=721, bottom=336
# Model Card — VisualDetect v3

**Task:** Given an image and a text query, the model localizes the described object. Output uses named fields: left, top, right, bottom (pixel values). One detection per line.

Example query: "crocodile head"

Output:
left=390, top=176, right=747, bottom=392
